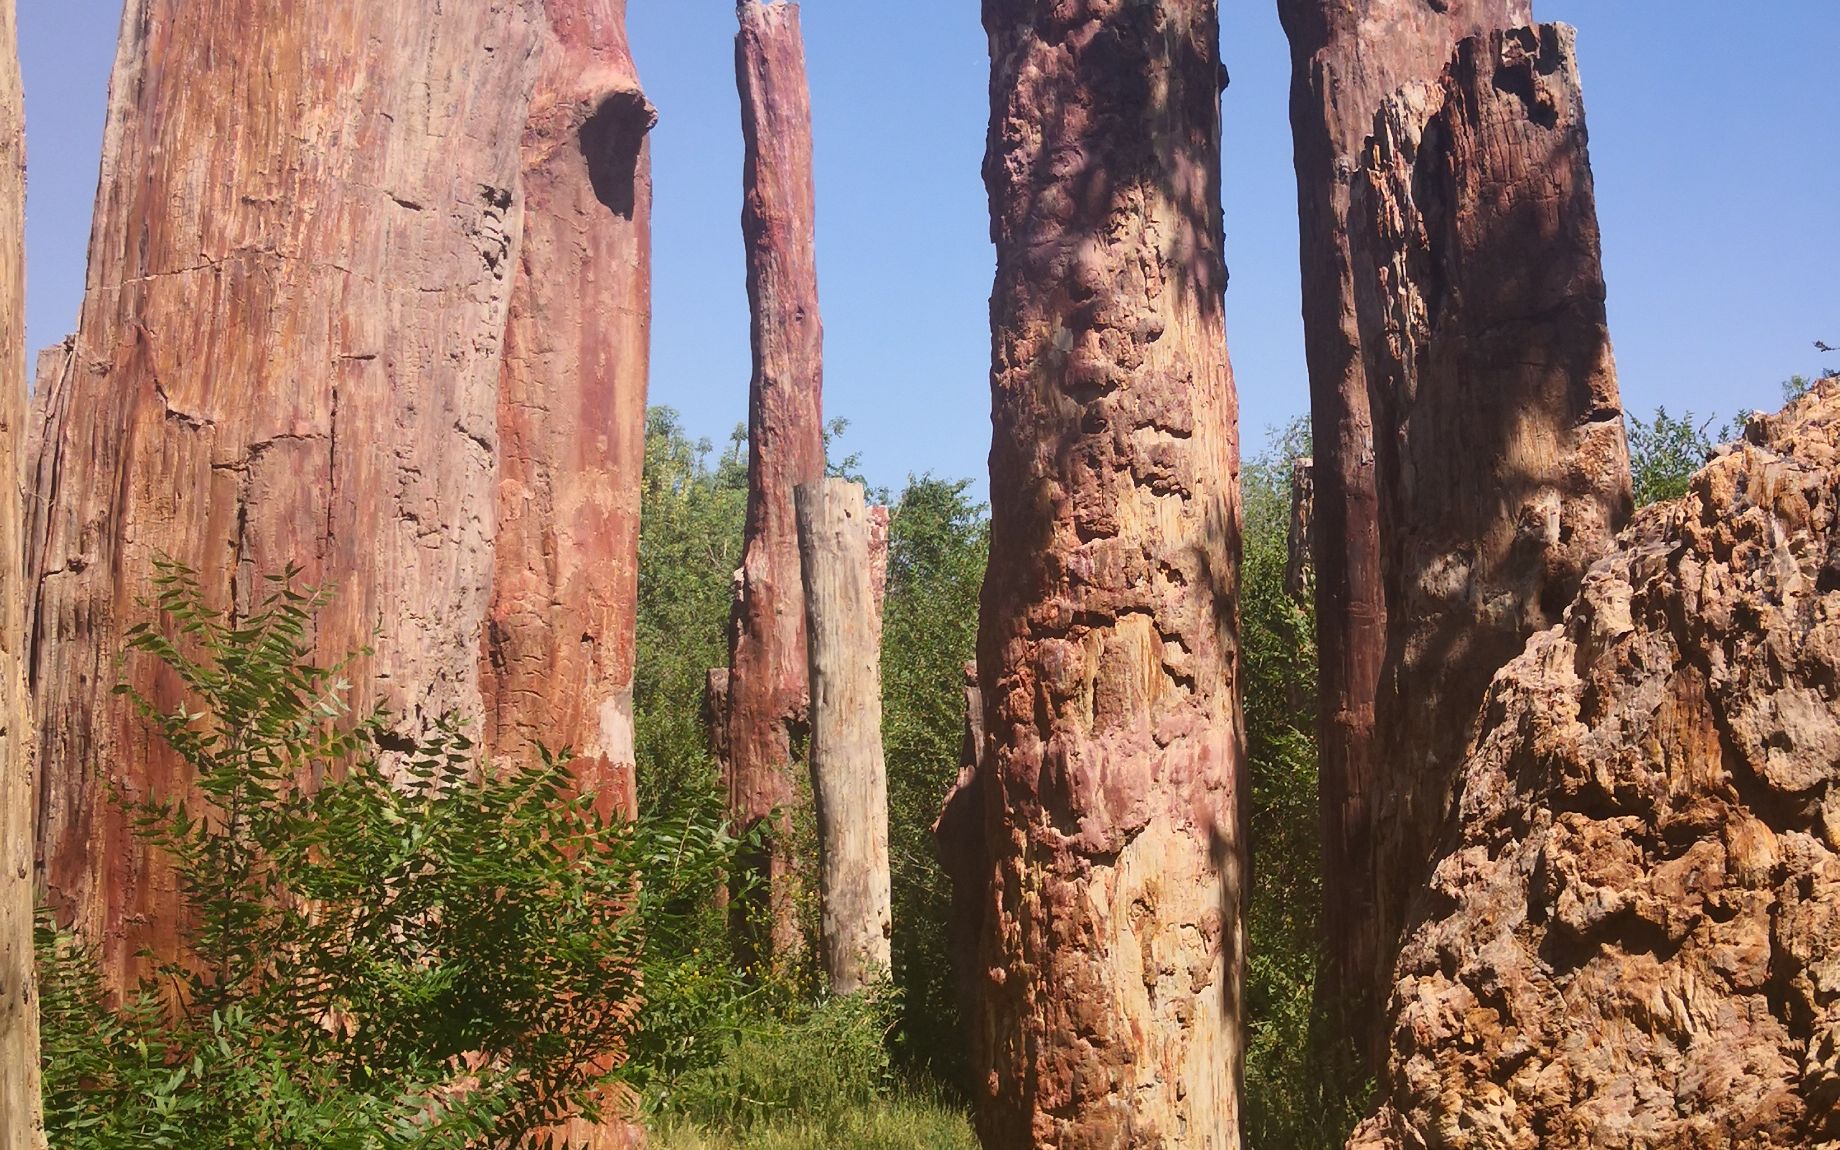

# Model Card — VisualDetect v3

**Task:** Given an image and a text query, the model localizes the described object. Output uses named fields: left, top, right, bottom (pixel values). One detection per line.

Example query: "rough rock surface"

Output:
left=725, top=0, right=826, bottom=966
left=0, top=2, right=43, bottom=1143
left=1276, top=0, right=1531, bottom=1048
left=484, top=0, right=655, bottom=830
left=1356, top=380, right=1840, bottom=1149
left=944, top=1, right=1246, bottom=1145
left=27, top=0, right=652, bottom=1017
left=1352, top=22, right=1630, bottom=1040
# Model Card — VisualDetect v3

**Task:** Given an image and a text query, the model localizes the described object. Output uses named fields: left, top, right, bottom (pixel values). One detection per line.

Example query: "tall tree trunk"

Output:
left=1352, top=21, right=1629, bottom=1053
left=484, top=0, right=655, bottom=832
left=486, top=6, right=654, bottom=1146
left=795, top=478, right=891, bottom=995
left=726, top=0, right=825, bottom=968
left=960, top=2, right=1246, bottom=1144
left=27, top=0, right=548, bottom=995
left=0, top=2, right=42, bottom=1143
left=1275, top=0, right=1531, bottom=1059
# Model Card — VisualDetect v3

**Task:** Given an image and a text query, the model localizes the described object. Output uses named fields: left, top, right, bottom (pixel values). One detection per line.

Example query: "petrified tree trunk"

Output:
left=795, top=478, right=892, bottom=995
left=1285, top=457, right=1314, bottom=603
left=0, top=4, right=42, bottom=1144
left=725, top=0, right=825, bottom=966
left=1276, top=0, right=1531, bottom=1056
left=484, top=0, right=655, bottom=833
left=1352, top=22, right=1629, bottom=1046
left=958, top=1, right=1246, bottom=1144
left=1355, top=382, right=1840, bottom=1150
left=28, top=0, right=546, bottom=994
left=487, top=7, right=653, bottom=1146
left=934, top=662, right=985, bottom=1034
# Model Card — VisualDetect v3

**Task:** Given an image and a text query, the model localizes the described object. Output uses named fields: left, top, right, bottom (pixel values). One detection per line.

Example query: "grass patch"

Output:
left=648, top=1092, right=977, bottom=1150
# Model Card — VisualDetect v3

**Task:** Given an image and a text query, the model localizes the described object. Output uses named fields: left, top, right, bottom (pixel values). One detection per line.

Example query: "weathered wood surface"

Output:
left=795, top=478, right=892, bottom=995
left=945, top=1, right=1247, bottom=1144
left=0, top=2, right=43, bottom=1143
left=1275, top=0, right=1531, bottom=1055
left=1352, top=21, right=1630, bottom=1062
left=28, top=0, right=656, bottom=1025
left=485, top=0, right=655, bottom=832
left=725, top=0, right=826, bottom=966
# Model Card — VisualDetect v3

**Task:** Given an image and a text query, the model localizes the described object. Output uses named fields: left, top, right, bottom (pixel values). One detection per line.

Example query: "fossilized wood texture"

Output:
left=935, top=661, right=986, bottom=1037
left=1352, top=23, right=1630, bottom=1042
left=725, top=0, right=825, bottom=966
left=484, top=0, right=654, bottom=832
left=0, top=3, right=42, bottom=1144
left=1276, top=0, right=1530, bottom=1047
left=956, top=1, right=1246, bottom=1144
left=1354, top=382, right=1840, bottom=1150
left=796, top=478, right=892, bottom=995
left=28, top=1, right=654, bottom=1017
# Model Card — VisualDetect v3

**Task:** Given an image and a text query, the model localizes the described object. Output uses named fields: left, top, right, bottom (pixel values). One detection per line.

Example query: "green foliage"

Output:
left=635, top=409, right=749, bottom=817
left=1626, top=407, right=1731, bottom=507
left=649, top=1090, right=976, bottom=1150
left=1238, top=422, right=1366, bottom=1149
left=879, top=478, right=988, bottom=1085
left=40, top=562, right=743, bottom=1149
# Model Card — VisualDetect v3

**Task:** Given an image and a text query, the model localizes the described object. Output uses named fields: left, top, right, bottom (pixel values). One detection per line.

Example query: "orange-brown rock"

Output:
left=1276, top=0, right=1531, bottom=1049
left=1352, top=22, right=1630, bottom=1047
left=484, top=0, right=655, bottom=829
left=725, top=0, right=826, bottom=967
left=1355, top=380, right=1840, bottom=1149
left=947, top=1, right=1246, bottom=1144
left=27, top=0, right=653, bottom=1019
left=0, top=2, right=42, bottom=1143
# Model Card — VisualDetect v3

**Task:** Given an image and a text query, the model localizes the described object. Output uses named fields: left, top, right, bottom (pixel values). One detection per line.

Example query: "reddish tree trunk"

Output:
left=27, top=0, right=547, bottom=993
left=1275, top=0, right=1531, bottom=1058
left=484, top=0, right=655, bottom=833
left=955, top=2, right=1246, bottom=1144
left=1352, top=20, right=1629, bottom=1049
left=0, top=3, right=42, bottom=1143
left=725, top=0, right=826, bottom=967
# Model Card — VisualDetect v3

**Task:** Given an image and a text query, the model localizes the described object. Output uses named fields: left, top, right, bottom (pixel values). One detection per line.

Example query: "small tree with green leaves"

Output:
left=39, top=562, right=741, bottom=1150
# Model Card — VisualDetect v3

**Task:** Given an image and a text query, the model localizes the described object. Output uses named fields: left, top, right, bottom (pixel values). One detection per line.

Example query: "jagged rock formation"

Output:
left=942, top=1, right=1246, bottom=1144
left=0, top=2, right=43, bottom=1144
left=485, top=0, right=655, bottom=832
left=725, top=0, right=826, bottom=966
left=1355, top=381, right=1840, bottom=1149
left=1352, top=22, right=1630, bottom=1046
left=796, top=478, right=892, bottom=994
left=1277, top=0, right=1531, bottom=1048
left=26, top=0, right=654, bottom=1032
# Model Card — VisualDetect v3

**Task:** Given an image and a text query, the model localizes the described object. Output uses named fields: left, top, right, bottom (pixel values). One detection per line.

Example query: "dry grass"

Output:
left=646, top=1094, right=978, bottom=1150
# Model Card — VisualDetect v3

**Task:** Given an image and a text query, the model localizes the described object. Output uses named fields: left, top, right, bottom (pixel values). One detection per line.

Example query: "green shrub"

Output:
left=39, top=562, right=743, bottom=1150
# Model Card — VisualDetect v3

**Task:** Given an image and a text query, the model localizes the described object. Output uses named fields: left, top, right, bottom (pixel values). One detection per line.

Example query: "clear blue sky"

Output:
left=20, top=2, right=1839, bottom=496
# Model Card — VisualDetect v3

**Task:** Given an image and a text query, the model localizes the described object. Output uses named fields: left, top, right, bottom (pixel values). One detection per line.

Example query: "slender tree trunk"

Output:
left=1285, top=457, right=1314, bottom=604
left=960, top=2, right=1246, bottom=1144
left=0, top=2, right=43, bottom=1143
left=795, top=478, right=892, bottom=995
left=1351, top=21, right=1629, bottom=1049
left=484, top=0, right=655, bottom=833
left=934, top=661, right=985, bottom=1041
left=726, top=0, right=825, bottom=968
left=1275, top=0, right=1531, bottom=1060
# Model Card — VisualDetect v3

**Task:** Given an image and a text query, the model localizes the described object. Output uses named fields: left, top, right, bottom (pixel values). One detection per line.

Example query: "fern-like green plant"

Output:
left=40, top=562, right=745, bottom=1149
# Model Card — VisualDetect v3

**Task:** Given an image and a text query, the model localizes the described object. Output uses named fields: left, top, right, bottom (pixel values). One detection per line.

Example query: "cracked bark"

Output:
left=726, top=0, right=825, bottom=968
left=0, top=2, right=43, bottom=1143
left=946, top=1, right=1246, bottom=1145
left=1275, top=0, right=1532, bottom=1060
left=1351, top=23, right=1630, bottom=1065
